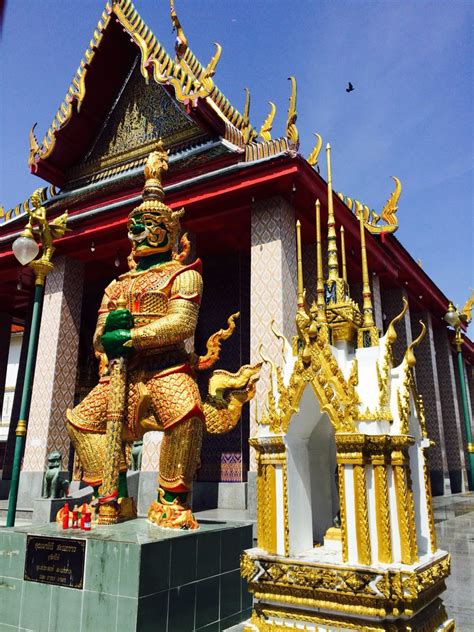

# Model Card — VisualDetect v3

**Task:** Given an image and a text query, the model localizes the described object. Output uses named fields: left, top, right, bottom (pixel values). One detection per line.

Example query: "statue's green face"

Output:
left=127, top=212, right=171, bottom=258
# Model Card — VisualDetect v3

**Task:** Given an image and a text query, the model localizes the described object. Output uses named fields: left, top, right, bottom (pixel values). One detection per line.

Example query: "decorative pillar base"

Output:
left=242, top=549, right=454, bottom=631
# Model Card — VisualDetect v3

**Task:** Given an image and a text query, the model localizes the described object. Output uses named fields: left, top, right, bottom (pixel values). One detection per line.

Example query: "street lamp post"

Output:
left=6, top=190, right=68, bottom=527
left=444, top=296, right=474, bottom=491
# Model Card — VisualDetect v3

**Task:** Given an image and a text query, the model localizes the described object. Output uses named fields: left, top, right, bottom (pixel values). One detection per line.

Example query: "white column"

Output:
left=20, top=256, right=83, bottom=505
left=250, top=196, right=297, bottom=467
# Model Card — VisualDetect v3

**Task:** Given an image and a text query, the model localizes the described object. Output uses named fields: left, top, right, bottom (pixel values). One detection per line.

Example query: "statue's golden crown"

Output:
left=128, top=140, right=185, bottom=244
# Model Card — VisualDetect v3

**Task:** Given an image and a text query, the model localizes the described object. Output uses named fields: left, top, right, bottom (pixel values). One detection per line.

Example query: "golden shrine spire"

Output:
left=296, top=220, right=304, bottom=308
left=326, top=143, right=339, bottom=281
left=357, top=210, right=379, bottom=347
left=340, top=225, right=347, bottom=283
left=315, top=200, right=326, bottom=323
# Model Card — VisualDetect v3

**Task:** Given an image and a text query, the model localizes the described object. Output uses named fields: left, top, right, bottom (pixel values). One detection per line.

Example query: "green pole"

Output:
left=456, top=346, right=474, bottom=491
left=6, top=282, right=45, bottom=527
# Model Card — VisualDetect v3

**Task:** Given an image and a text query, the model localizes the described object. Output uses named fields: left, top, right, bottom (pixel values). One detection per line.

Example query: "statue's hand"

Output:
left=104, top=309, right=134, bottom=332
left=101, top=329, right=133, bottom=359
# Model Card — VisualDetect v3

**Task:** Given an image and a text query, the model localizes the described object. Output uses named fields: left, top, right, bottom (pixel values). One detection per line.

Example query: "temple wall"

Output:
left=410, top=311, right=448, bottom=495
left=195, top=251, right=250, bottom=483
left=433, top=327, right=467, bottom=492
left=250, top=197, right=297, bottom=469
left=1, top=298, right=33, bottom=483
left=19, top=257, right=84, bottom=506
left=380, top=286, right=413, bottom=365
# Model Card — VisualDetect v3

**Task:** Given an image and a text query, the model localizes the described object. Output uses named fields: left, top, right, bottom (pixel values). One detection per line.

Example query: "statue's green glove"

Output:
left=101, top=329, right=133, bottom=359
left=104, top=308, right=134, bottom=332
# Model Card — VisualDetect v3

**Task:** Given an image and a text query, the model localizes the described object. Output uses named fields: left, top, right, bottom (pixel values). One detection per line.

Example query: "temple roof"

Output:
left=27, top=0, right=259, bottom=188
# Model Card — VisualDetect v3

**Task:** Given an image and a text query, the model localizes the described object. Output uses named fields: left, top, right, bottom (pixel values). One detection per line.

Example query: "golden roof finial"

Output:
left=201, top=43, right=222, bottom=91
left=259, top=102, right=276, bottom=142
left=326, top=143, right=339, bottom=281
left=460, top=290, right=474, bottom=325
left=28, top=123, right=40, bottom=167
left=381, top=176, right=401, bottom=227
left=307, top=133, right=322, bottom=167
left=286, top=77, right=299, bottom=147
left=170, top=0, right=188, bottom=60
left=241, top=88, right=253, bottom=143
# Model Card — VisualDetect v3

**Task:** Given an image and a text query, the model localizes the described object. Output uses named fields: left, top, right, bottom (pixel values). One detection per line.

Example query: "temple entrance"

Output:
left=285, top=386, right=338, bottom=554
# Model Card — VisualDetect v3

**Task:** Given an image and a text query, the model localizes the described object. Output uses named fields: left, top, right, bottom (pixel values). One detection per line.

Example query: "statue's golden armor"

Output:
left=66, top=140, right=259, bottom=528
left=67, top=258, right=204, bottom=493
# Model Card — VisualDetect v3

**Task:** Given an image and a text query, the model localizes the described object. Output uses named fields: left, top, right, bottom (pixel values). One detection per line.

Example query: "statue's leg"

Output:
left=148, top=416, right=203, bottom=530
left=66, top=381, right=128, bottom=490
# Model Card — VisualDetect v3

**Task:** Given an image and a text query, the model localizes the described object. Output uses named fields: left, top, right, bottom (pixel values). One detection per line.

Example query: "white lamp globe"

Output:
left=12, top=235, right=40, bottom=265
left=443, top=304, right=460, bottom=328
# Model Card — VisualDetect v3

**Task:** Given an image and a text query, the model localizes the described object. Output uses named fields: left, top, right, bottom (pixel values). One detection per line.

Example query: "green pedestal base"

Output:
left=0, top=519, right=253, bottom=632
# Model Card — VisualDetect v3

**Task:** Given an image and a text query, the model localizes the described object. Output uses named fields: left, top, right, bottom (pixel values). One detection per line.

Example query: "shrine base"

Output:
left=241, top=548, right=455, bottom=631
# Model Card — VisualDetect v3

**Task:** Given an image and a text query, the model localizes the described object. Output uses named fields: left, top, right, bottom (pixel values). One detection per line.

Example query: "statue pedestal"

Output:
left=0, top=519, right=253, bottom=631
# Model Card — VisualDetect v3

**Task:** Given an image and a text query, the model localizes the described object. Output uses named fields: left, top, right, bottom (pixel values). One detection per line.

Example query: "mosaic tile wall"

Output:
left=250, top=197, right=297, bottom=469
left=194, top=251, right=250, bottom=482
left=371, top=275, right=384, bottom=332
left=410, top=311, right=448, bottom=487
left=381, top=286, right=412, bottom=365
left=433, top=326, right=466, bottom=491
left=467, top=364, right=474, bottom=419
left=22, top=257, right=84, bottom=472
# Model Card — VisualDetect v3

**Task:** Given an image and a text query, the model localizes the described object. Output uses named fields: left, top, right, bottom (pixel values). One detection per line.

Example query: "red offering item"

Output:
left=72, top=505, right=79, bottom=529
left=83, top=510, right=92, bottom=531
left=61, top=503, right=70, bottom=529
left=79, top=503, right=87, bottom=529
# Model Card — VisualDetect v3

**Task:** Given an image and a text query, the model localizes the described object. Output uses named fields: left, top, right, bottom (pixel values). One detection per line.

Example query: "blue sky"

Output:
left=1, top=0, right=472, bottom=309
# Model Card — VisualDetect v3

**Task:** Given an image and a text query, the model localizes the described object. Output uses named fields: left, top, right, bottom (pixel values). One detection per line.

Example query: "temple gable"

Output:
left=66, top=58, right=207, bottom=187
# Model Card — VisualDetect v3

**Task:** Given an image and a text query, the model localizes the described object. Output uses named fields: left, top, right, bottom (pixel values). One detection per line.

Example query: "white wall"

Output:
left=1, top=332, right=23, bottom=439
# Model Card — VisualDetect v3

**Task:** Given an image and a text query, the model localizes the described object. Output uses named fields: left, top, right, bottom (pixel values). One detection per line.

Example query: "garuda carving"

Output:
left=66, top=140, right=259, bottom=528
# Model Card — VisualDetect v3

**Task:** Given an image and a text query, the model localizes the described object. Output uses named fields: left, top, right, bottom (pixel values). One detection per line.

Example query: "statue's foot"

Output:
left=147, top=488, right=198, bottom=530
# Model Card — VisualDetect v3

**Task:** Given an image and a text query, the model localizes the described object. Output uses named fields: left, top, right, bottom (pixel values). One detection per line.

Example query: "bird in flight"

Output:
left=346, top=82, right=354, bottom=93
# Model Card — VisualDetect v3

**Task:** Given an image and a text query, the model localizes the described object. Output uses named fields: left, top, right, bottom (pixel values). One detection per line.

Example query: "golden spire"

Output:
left=326, top=143, right=339, bottom=281
left=315, top=199, right=325, bottom=321
left=340, top=226, right=347, bottom=283
left=359, top=210, right=375, bottom=329
left=296, top=220, right=304, bottom=308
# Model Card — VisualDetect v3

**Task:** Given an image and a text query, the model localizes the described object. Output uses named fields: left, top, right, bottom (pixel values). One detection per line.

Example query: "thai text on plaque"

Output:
left=24, top=535, right=86, bottom=589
